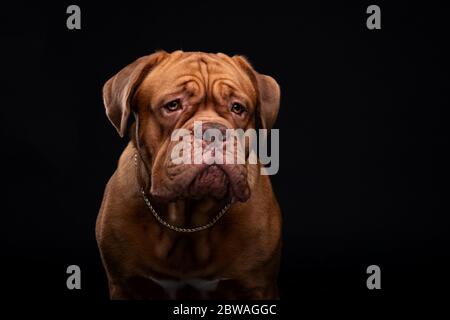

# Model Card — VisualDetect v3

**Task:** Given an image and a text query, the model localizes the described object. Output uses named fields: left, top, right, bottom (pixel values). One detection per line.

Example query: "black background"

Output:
left=1, top=1, right=449, bottom=304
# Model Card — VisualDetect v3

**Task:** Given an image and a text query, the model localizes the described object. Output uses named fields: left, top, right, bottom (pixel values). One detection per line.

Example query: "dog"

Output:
left=96, top=50, right=281, bottom=299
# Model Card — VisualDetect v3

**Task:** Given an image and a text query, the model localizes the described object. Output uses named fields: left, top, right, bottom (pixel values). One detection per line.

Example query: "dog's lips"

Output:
left=189, top=165, right=229, bottom=200
left=151, top=161, right=250, bottom=204
left=189, top=164, right=250, bottom=202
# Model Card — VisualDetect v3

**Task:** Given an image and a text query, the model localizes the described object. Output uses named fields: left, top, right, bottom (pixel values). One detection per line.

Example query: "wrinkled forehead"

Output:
left=140, top=52, right=256, bottom=105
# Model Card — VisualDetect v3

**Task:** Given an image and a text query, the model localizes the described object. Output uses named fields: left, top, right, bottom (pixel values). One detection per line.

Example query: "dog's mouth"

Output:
left=150, top=162, right=250, bottom=204
left=187, top=163, right=250, bottom=203
left=188, top=165, right=229, bottom=200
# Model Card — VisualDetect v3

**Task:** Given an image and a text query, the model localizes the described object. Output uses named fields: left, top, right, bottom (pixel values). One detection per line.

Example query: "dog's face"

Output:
left=103, top=51, right=280, bottom=204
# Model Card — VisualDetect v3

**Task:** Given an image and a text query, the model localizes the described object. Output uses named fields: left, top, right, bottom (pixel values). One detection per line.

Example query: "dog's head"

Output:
left=103, top=51, right=280, bottom=204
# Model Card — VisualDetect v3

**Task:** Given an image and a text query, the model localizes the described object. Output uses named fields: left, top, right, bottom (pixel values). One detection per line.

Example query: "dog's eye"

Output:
left=231, top=102, right=246, bottom=115
left=164, top=99, right=182, bottom=112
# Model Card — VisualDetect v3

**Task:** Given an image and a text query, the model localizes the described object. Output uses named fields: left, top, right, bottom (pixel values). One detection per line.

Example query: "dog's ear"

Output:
left=232, top=55, right=280, bottom=129
left=102, top=51, right=168, bottom=137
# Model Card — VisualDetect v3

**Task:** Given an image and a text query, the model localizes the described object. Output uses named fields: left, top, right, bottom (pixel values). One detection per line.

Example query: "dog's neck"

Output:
left=128, top=141, right=260, bottom=232
left=132, top=144, right=229, bottom=231
left=159, top=197, right=226, bottom=229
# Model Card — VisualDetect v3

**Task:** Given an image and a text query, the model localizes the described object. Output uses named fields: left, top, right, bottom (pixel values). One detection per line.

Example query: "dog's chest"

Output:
left=150, top=277, right=225, bottom=299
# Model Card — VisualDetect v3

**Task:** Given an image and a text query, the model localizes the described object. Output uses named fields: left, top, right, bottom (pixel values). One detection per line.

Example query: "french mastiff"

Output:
left=96, top=51, right=281, bottom=299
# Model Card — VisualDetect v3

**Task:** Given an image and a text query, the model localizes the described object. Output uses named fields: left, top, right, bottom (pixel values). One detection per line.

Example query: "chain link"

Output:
left=134, top=153, right=231, bottom=233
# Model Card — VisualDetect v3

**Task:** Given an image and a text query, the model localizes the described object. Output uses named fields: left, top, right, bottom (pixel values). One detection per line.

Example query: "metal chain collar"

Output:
left=134, top=153, right=231, bottom=233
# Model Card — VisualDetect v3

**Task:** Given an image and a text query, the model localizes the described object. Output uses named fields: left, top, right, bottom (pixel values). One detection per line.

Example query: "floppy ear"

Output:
left=102, top=51, right=168, bottom=137
left=232, top=56, right=281, bottom=129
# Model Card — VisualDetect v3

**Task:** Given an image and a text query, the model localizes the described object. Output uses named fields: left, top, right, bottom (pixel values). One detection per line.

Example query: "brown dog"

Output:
left=96, top=51, right=281, bottom=299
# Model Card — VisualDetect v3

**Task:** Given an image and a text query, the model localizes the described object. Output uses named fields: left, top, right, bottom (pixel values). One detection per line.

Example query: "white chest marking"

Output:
left=150, top=277, right=224, bottom=299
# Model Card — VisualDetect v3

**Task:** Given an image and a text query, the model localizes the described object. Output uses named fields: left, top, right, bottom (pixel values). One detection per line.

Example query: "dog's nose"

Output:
left=202, top=122, right=227, bottom=141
